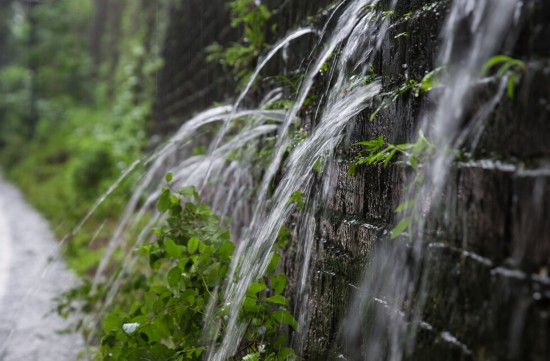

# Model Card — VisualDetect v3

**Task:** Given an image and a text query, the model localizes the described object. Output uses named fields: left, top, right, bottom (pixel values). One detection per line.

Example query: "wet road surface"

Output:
left=0, top=178, right=84, bottom=360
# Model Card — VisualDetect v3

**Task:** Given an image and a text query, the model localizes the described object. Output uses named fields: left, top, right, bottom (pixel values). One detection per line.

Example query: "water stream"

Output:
left=342, top=0, right=526, bottom=360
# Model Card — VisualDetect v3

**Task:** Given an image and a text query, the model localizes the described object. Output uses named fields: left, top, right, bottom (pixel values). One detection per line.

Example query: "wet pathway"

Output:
left=0, top=178, right=84, bottom=360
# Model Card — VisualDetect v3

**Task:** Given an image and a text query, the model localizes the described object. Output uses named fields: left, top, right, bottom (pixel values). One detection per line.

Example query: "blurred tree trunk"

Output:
left=90, top=0, right=108, bottom=76
left=0, top=1, right=13, bottom=67
left=89, top=0, right=126, bottom=102
left=132, top=0, right=157, bottom=105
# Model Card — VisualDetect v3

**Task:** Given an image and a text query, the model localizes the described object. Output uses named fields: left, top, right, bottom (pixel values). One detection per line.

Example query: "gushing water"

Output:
left=206, top=0, right=409, bottom=358
left=342, top=0, right=524, bottom=360
left=84, top=24, right=329, bottom=347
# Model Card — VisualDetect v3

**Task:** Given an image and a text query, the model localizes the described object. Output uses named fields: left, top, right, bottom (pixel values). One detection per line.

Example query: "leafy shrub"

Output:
left=0, top=65, right=30, bottom=149
left=73, top=181, right=297, bottom=360
left=72, top=147, right=117, bottom=199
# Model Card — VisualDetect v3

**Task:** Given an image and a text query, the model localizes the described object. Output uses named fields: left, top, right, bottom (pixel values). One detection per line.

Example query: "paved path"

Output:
left=0, top=178, right=84, bottom=361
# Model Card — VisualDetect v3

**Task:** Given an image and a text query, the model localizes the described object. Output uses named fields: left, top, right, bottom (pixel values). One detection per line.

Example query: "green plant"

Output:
left=348, top=132, right=435, bottom=239
left=206, top=0, right=271, bottom=87
left=60, top=176, right=297, bottom=360
left=289, top=191, right=305, bottom=211
left=481, top=55, right=525, bottom=99
left=382, top=10, right=395, bottom=20
left=369, top=67, right=443, bottom=121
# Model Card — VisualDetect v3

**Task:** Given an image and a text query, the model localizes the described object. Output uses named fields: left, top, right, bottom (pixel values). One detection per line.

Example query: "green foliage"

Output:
left=206, top=0, right=271, bottom=87
left=481, top=55, right=525, bottom=99
left=0, top=0, right=164, bottom=275
left=349, top=132, right=435, bottom=239
left=61, top=184, right=297, bottom=360
left=94, top=185, right=231, bottom=360
left=31, top=0, right=93, bottom=101
left=348, top=133, right=434, bottom=175
left=289, top=191, right=305, bottom=211
left=418, top=67, right=443, bottom=93
left=396, top=67, right=443, bottom=97
left=0, top=101, right=145, bottom=276
left=382, top=10, right=395, bottom=20
left=369, top=67, right=443, bottom=121
left=72, top=148, right=117, bottom=199
left=0, top=0, right=92, bottom=145
left=0, top=65, right=30, bottom=149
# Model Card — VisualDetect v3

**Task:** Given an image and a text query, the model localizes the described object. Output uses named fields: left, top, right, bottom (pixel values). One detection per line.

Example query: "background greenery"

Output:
left=0, top=0, right=165, bottom=274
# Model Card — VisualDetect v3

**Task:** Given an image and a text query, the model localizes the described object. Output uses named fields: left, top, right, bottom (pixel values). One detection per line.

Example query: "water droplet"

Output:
left=122, top=322, right=140, bottom=335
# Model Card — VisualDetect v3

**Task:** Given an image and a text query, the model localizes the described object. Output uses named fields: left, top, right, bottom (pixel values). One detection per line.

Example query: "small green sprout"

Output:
left=481, top=55, right=525, bottom=99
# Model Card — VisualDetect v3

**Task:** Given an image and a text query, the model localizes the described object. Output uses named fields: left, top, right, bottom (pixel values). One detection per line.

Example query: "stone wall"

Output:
left=153, top=0, right=550, bottom=360
left=300, top=1, right=550, bottom=360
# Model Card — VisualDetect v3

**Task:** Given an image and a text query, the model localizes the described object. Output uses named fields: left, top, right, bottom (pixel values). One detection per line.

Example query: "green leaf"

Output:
left=507, top=72, right=517, bottom=99
left=383, top=149, right=397, bottom=167
left=264, top=295, right=289, bottom=306
left=272, top=310, right=298, bottom=331
left=267, top=253, right=281, bottom=274
left=394, top=143, right=413, bottom=151
left=167, top=267, right=181, bottom=288
left=102, top=312, right=123, bottom=333
left=356, top=135, right=384, bottom=150
left=178, top=186, right=199, bottom=202
left=157, top=188, right=171, bottom=213
left=347, top=162, right=357, bottom=176
left=247, top=282, right=266, bottom=295
left=205, top=262, right=221, bottom=285
left=243, top=296, right=259, bottom=312
left=391, top=216, right=412, bottom=240
left=289, top=191, right=304, bottom=210
left=481, top=55, right=525, bottom=76
left=369, top=108, right=379, bottom=121
left=395, top=198, right=416, bottom=213
left=199, top=242, right=214, bottom=256
left=420, top=67, right=443, bottom=91
left=182, top=289, right=195, bottom=305
left=277, top=347, right=297, bottom=361
left=497, top=62, right=515, bottom=77
left=187, top=237, right=199, bottom=254
left=218, top=241, right=235, bottom=259
left=271, top=274, right=287, bottom=295
left=134, top=244, right=152, bottom=257
left=164, top=239, right=183, bottom=259
left=481, top=55, right=512, bottom=76
left=165, top=172, right=173, bottom=183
